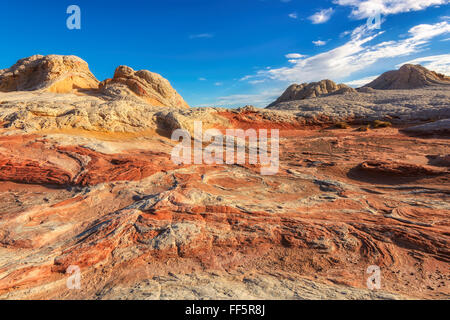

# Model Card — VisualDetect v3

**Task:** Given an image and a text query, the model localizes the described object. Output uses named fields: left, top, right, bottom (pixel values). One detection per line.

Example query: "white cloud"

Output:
left=214, top=82, right=223, bottom=86
left=409, top=22, right=450, bottom=40
left=189, top=33, right=214, bottom=39
left=334, top=0, right=450, bottom=19
left=288, top=12, right=298, bottom=19
left=249, top=79, right=266, bottom=84
left=240, top=75, right=252, bottom=81
left=245, top=21, right=450, bottom=84
left=397, top=54, right=450, bottom=75
left=309, top=8, right=334, bottom=24
left=313, top=40, right=328, bottom=46
left=340, top=30, right=352, bottom=37
left=285, top=53, right=305, bottom=59
left=198, top=77, right=207, bottom=81
left=345, top=75, right=379, bottom=87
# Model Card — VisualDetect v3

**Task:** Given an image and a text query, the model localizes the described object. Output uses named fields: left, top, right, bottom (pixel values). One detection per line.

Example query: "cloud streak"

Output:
left=312, top=40, right=327, bottom=46
left=334, top=0, right=450, bottom=19
left=345, top=75, right=379, bottom=87
left=189, top=33, right=214, bottom=39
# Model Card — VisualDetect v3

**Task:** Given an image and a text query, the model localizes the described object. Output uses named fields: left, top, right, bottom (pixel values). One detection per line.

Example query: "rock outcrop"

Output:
left=267, top=80, right=356, bottom=108
left=100, top=65, right=189, bottom=108
left=402, top=119, right=450, bottom=135
left=0, top=55, right=99, bottom=93
left=364, top=64, right=450, bottom=90
left=357, top=160, right=447, bottom=176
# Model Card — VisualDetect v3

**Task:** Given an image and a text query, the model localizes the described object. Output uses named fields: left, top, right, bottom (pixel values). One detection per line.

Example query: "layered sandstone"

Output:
left=0, top=55, right=99, bottom=93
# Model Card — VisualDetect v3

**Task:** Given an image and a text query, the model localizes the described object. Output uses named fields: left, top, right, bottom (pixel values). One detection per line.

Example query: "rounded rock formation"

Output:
left=267, top=80, right=356, bottom=107
left=99, top=65, right=189, bottom=108
left=364, top=64, right=450, bottom=90
left=0, top=55, right=99, bottom=93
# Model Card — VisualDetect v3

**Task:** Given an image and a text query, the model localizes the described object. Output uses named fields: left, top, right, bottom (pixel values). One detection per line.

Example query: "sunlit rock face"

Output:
left=100, top=65, right=190, bottom=108
left=0, top=55, right=99, bottom=93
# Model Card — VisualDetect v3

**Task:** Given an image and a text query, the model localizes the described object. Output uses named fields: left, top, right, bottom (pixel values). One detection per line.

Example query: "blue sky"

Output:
left=0, top=0, right=449, bottom=107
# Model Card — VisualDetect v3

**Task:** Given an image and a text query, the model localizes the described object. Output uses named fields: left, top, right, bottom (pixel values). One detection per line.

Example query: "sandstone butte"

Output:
left=0, top=55, right=448, bottom=300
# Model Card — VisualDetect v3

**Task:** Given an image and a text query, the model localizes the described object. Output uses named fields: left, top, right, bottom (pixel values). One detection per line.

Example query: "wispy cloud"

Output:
left=334, top=0, right=450, bottom=19
left=198, top=77, right=207, bottom=81
left=309, top=8, right=334, bottom=24
left=189, top=33, right=214, bottom=39
left=288, top=12, right=298, bottom=19
left=285, top=53, right=306, bottom=59
left=345, top=75, right=379, bottom=87
left=312, top=40, right=328, bottom=46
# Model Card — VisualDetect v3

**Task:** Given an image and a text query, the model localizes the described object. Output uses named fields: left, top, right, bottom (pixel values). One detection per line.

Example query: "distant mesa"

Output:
left=364, top=64, right=450, bottom=90
left=100, top=65, right=190, bottom=109
left=267, top=80, right=356, bottom=108
left=0, top=55, right=99, bottom=93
